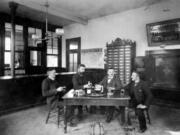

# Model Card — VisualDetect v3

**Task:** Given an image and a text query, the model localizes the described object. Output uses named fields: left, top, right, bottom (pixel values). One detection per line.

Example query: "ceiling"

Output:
left=0, top=0, right=166, bottom=26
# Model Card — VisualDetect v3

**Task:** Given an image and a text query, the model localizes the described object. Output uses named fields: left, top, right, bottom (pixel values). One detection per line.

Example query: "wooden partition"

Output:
left=145, top=49, right=180, bottom=107
left=0, top=69, right=105, bottom=115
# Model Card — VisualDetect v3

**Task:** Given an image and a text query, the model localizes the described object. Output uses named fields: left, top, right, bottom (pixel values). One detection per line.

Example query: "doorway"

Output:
left=66, top=37, right=81, bottom=72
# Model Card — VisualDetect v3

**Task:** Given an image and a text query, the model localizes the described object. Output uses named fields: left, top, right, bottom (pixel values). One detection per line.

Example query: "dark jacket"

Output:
left=72, top=73, right=87, bottom=90
left=126, top=80, right=153, bottom=108
left=99, top=75, right=122, bottom=93
left=42, top=77, right=59, bottom=107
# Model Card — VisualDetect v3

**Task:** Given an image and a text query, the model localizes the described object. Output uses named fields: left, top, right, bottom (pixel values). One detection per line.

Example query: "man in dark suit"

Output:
left=99, top=68, right=123, bottom=123
left=126, top=71, right=153, bottom=133
left=72, top=64, right=90, bottom=118
left=42, top=68, right=65, bottom=109
left=67, top=64, right=89, bottom=126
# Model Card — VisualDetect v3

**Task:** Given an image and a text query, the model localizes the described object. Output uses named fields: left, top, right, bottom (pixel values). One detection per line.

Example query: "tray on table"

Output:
left=85, top=92, right=106, bottom=97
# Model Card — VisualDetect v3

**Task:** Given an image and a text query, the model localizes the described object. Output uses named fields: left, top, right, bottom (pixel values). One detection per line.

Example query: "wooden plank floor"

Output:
left=0, top=105, right=180, bottom=135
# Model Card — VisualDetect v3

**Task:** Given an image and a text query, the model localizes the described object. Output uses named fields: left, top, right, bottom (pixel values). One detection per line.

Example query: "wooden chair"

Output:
left=144, top=108, right=151, bottom=124
left=128, top=108, right=151, bottom=125
left=45, top=101, right=64, bottom=128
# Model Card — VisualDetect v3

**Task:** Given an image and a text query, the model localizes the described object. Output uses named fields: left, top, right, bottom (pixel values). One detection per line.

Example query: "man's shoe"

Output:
left=69, top=117, right=78, bottom=127
left=138, top=128, right=147, bottom=133
left=69, top=122, right=77, bottom=127
left=106, top=116, right=112, bottom=123
left=77, top=115, right=83, bottom=121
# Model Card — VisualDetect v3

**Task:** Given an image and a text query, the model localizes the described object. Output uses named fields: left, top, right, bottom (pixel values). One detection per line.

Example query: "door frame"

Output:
left=66, top=37, right=81, bottom=72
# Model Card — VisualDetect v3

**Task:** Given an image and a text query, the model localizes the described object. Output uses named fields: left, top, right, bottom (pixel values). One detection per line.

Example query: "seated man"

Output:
left=99, top=68, right=123, bottom=123
left=42, top=68, right=65, bottom=109
left=68, top=64, right=90, bottom=126
left=125, top=70, right=153, bottom=133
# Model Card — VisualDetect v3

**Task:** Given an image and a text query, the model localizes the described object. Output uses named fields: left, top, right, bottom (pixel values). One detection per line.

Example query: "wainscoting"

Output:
left=0, top=68, right=105, bottom=115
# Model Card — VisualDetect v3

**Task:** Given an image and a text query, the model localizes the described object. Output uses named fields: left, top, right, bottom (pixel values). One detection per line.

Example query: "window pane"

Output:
left=5, top=23, right=24, bottom=51
left=5, top=37, right=11, bottom=50
left=28, top=27, right=42, bottom=47
left=47, top=55, right=58, bottom=67
left=15, top=25, right=24, bottom=51
left=47, top=48, right=52, bottom=54
left=5, top=23, right=11, bottom=51
left=15, top=52, right=24, bottom=68
left=30, top=51, right=41, bottom=66
left=5, top=23, right=25, bottom=71
left=46, top=33, right=53, bottom=54
left=52, top=49, right=58, bottom=54
left=52, top=36, right=58, bottom=54
left=4, top=52, right=11, bottom=69
left=69, top=53, right=77, bottom=72
left=70, top=42, right=78, bottom=50
left=46, top=31, right=58, bottom=54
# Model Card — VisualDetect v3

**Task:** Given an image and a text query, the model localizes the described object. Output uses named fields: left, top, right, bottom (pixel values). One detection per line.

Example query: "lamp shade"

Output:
left=32, top=34, right=40, bottom=39
left=55, top=28, right=64, bottom=35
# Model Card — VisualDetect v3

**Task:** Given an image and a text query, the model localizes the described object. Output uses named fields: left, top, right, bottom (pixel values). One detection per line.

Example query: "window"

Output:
left=46, top=31, right=58, bottom=67
left=70, top=43, right=78, bottom=50
left=4, top=37, right=11, bottom=69
left=28, top=27, right=42, bottom=67
left=4, top=23, right=25, bottom=75
left=28, top=27, right=42, bottom=47
left=30, top=51, right=41, bottom=66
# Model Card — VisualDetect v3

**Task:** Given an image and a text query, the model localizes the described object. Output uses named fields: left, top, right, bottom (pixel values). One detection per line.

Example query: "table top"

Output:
left=63, top=89, right=130, bottom=100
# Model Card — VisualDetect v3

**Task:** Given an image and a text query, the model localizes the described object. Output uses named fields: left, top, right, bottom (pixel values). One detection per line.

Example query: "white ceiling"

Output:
left=0, top=0, right=166, bottom=26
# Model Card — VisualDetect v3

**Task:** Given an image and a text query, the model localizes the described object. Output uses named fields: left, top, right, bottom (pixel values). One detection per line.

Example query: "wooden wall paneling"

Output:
left=0, top=69, right=105, bottom=115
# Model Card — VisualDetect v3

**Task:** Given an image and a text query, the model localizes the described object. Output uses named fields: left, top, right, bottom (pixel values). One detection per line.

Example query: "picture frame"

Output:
left=146, top=18, right=180, bottom=46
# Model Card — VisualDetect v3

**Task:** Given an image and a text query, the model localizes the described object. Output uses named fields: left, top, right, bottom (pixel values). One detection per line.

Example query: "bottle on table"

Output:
left=87, top=81, right=92, bottom=95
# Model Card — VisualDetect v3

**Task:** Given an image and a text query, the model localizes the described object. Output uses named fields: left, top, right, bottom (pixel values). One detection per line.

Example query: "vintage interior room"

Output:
left=0, top=0, right=180, bottom=135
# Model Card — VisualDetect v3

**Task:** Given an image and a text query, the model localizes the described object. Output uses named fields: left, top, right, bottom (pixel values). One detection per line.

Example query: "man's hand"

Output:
left=56, top=87, right=64, bottom=92
left=83, top=84, right=89, bottom=89
left=137, top=104, right=147, bottom=109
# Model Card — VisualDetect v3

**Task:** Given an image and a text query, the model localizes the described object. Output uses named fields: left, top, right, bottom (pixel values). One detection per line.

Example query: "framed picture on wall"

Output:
left=146, top=18, right=180, bottom=46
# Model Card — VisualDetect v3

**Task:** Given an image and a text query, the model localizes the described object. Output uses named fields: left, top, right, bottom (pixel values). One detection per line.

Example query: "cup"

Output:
left=87, top=88, right=91, bottom=95
left=120, top=89, right=125, bottom=97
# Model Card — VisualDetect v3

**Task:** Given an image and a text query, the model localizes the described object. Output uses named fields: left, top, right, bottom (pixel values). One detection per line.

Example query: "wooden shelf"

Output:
left=106, top=38, right=136, bottom=84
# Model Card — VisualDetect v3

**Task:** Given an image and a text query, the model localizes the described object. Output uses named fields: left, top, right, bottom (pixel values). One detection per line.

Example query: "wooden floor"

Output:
left=0, top=105, right=180, bottom=135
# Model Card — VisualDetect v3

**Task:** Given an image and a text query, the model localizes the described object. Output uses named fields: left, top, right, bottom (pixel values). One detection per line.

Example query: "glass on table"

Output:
left=107, top=87, right=114, bottom=97
left=107, top=87, right=115, bottom=93
left=94, top=84, right=103, bottom=93
left=120, top=89, right=125, bottom=97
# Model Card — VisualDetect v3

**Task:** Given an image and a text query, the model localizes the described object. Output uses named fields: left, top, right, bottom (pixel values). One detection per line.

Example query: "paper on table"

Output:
left=68, top=89, right=75, bottom=97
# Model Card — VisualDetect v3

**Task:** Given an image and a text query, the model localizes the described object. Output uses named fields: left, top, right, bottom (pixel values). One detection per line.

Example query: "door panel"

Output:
left=66, top=37, right=81, bottom=72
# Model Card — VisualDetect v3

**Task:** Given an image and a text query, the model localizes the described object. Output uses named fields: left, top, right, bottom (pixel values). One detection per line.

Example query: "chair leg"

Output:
left=46, top=103, right=64, bottom=127
left=146, top=110, right=151, bottom=124
left=85, top=106, right=89, bottom=113
left=58, top=107, right=60, bottom=128
left=46, top=109, right=51, bottom=124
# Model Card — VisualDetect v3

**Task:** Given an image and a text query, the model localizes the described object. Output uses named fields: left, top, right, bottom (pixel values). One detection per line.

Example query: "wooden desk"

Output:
left=62, top=90, right=130, bottom=133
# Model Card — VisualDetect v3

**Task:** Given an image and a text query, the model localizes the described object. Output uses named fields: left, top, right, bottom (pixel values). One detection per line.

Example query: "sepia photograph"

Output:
left=0, top=0, right=180, bottom=135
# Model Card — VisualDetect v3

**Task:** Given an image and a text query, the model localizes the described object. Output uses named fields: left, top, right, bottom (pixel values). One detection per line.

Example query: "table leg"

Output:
left=124, top=106, right=129, bottom=126
left=64, top=105, right=67, bottom=133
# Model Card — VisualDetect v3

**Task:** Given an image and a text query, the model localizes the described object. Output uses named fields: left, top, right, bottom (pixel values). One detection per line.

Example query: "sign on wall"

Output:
left=81, top=48, right=104, bottom=68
